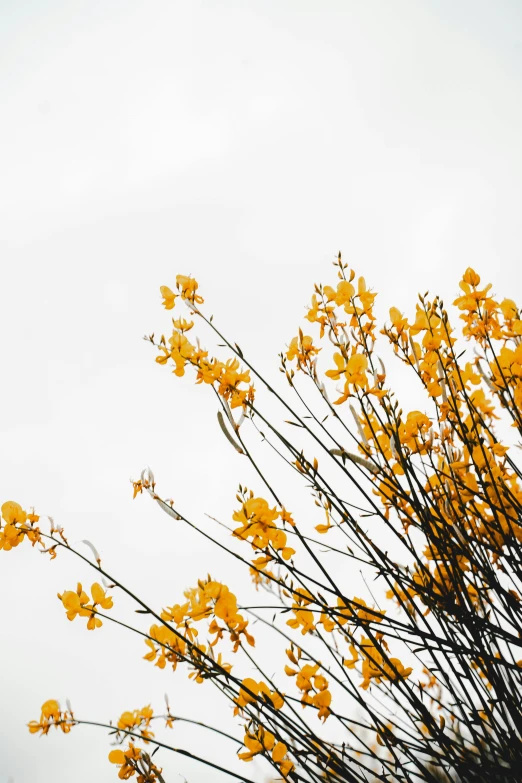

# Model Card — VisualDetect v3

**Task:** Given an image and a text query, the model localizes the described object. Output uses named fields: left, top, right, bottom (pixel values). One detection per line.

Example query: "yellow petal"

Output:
left=272, top=741, right=287, bottom=763
left=108, top=749, right=126, bottom=765
left=1, top=501, right=26, bottom=525
left=41, top=699, right=60, bottom=718
left=91, top=582, right=105, bottom=604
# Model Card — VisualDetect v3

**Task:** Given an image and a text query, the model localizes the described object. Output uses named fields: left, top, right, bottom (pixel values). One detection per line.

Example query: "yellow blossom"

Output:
left=160, top=285, right=177, bottom=310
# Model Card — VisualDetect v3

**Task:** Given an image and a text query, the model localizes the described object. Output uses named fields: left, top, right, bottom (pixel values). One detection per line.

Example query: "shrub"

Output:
left=3, top=255, right=522, bottom=782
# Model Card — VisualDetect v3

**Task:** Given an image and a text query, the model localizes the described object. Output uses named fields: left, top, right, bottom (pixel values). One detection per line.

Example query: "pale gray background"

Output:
left=2, top=1, right=522, bottom=781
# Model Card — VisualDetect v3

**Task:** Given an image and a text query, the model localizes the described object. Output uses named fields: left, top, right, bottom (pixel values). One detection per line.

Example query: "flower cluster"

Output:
left=183, top=577, right=255, bottom=650
left=235, top=677, right=284, bottom=713
left=142, top=578, right=250, bottom=683
left=284, top=650, right=332, bottom=721
left=160, top=274, right=204, bottom=309
left=344, top=635, right=413, bottom=691
left=238, top=723, right=294, bottom=778
left=28, top=700, right=75, bottom=736
left=58, top=582, right=113, bottom=629
left=232, top=492, right=295, bottom=570
left=1, top=500, right=66, bottom=558
left=155, top=276, right=255, bottom=409
left=109, top=743, right=163, bottom=782
left=116, top=705, right=155, bottom=742
left=0, top=500, right=28, bottom=550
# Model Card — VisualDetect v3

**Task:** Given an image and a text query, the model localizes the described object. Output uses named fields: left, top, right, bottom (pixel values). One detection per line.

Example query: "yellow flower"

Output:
left=108, top=743, right=142, bottom=780
left=238, top=726, right=283, bottom=762
left=173, top=317, right=194, bottom=332
left=346, top=353, right=368, bottom=386
left=286, top=334, right=320, bottom=368
left=1, top=500, right=27, bottom=525
left=108, top=749, right=127, bottom=765
left=59, top=585, right=91, bottom=621
left=235, top=678, right=284, bottom=713
left=0, top=501, right=28, bottom=551
left=58, top=582, right=112, bottom=629
left=312, top=688, right=332, bottom=720
left=160, top=285, right=177, bottom=310
left=334, top=280, right=355, bottom=308
left=326, top=352, right=368, bottom=396
left=500, top=298, right=518, bottom=320
left=389, top=307, right=408, bottom=335
left=358, top=636, right=413, bottom=690
left=41, top=699, right=60, bottom=720
left=91, top=582, right=114, bottom=610
left=272, top=741, right=288, bottom=763
left=175, top=274, right=204, bottom=304
left=28, top=700, right=74, bottom=736
left=462, top=266, right=481, bottom=286
left=116, top=706, right=155, bottom=742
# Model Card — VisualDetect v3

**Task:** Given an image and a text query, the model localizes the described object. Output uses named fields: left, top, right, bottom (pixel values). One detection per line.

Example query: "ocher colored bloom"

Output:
left=358, top=636, right=413, bottom=690
left=41, top=699, right=60, bottom=719
left=59, top=586, right=91, bottom=621
left=235, top=677, right=284, bottom=713
left=237, top=724, right=294, bottom=775
left=159, top=285, right=177, bottom=310
left=286, top=334, right=320, bottom=368
left=108, top=743, right=143, bottom=780
left=334, top=279, right=355, bottom=307
left=116, top=706, right=155, bottom=742
left=232, top=496, right=295, bottom=563
left=58, top=582, right=112, bottom=629
left=91, top=582, right=114, bottom=610
left=175, top=274, right=204, bottom=304
left=28, top=700, right=74, bottom=736
left=1, top=500, right=27, bottom=525
left=389, top=306, right=408, bottom=335
left=0, top=501, right=28, bottom=551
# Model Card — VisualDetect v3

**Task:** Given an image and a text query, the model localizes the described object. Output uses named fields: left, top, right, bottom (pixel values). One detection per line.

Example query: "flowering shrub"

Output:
left=4, top=255, right=522, bottom=781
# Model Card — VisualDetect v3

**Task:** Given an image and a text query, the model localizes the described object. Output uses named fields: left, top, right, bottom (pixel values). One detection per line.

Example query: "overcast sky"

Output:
left=2, top=2, right=522, bottom=781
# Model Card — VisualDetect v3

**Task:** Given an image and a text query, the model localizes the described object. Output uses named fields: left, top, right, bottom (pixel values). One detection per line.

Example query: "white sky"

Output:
left=2, top=1, right=522, bottom=781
